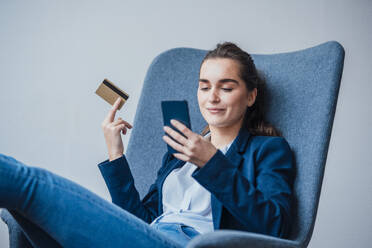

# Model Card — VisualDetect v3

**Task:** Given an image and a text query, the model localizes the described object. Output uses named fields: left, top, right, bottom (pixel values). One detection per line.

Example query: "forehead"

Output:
left=200, top=58, right=241, bottom=78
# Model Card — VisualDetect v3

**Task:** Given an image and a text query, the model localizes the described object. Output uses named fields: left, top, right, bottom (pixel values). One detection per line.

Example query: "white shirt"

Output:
left=150, top=132, right=234, bottom=234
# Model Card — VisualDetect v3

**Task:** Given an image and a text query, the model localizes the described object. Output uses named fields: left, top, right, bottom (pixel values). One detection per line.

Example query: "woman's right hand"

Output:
left=101, top=97, right=133, bottom=162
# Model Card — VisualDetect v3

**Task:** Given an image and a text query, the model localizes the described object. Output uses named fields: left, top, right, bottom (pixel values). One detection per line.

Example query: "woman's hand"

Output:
left=101, top=97, right=132, bottom=162
left=163, top=119, right=217, bottom=168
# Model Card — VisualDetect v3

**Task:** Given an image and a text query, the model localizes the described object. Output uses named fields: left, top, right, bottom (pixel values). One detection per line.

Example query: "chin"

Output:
left=205, top=120, right=230, bottom=128
left=204, top=115, right=244, bottom=129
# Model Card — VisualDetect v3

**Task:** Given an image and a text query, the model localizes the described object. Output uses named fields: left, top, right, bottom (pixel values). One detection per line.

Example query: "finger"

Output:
left=113, top=124, right=129, bottom=136
left=116, top=119, right=130, bottom=135
left=173, top=153, right=190, bottom=162
left=122, top=128, right=127, bottom=135
left=103, top=98, right=122, bottom=125
left=162, top=135, right=184, bottom=154
left=170, top=119, right=193, bottom=138
left=118, top=118, right=133, bottom=128
left=112, top=97, right=122, bottom=110
left=115, top=123, right=127, bottom=132
left=163, top=126, right=188, bottom=145
left=113, top=118, right=132, bottom=129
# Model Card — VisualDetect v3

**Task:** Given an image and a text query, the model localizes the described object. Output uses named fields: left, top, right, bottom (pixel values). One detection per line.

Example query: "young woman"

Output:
left=0, top=42, right=294, bottom=248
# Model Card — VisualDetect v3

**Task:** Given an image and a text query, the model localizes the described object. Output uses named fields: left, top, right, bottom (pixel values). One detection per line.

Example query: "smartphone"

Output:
left=161, top=100, right=192, bottom=154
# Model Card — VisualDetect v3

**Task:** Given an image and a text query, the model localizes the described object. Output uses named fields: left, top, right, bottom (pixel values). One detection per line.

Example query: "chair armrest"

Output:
left=186, top=230, right=300, bottom=248
left=1, top=209, right=33, bottom=248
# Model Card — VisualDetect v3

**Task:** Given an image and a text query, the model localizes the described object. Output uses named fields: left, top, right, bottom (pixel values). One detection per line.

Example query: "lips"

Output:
left=207, top=108, right=225, bottom=113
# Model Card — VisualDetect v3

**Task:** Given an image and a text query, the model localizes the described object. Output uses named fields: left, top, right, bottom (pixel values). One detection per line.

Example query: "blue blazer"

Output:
left=98, top=127, right=295, bottom=238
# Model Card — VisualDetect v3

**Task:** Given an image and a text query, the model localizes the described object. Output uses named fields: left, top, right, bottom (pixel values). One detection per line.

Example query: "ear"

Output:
left=247, top=88, right=258, bottom=107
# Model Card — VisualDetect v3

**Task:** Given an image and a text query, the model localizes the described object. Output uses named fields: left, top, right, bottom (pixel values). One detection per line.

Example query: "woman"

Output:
left=0, top=42, right=294, bottom=248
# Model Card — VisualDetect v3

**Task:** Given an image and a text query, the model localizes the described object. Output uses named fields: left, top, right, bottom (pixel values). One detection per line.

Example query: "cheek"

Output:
left=225, top=94, right=248, bottom=111
left=197, top=91, right=206, bottom=105
left=197, top=92, right=204, bottom=112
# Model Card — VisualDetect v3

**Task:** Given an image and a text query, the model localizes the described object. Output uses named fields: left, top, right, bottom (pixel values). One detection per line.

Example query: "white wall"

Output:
left=0, top=0, right=371, bottom=247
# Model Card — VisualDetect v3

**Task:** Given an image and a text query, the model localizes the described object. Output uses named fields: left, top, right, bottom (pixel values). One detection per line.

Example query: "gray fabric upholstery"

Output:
left=1, top=41, right=345, bottom=248
left=187, top=230, right=299, bottom=248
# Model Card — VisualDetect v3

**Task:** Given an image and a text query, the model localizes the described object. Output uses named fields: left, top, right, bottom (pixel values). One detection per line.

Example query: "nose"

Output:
left=208, top=88, right=220, bottom=103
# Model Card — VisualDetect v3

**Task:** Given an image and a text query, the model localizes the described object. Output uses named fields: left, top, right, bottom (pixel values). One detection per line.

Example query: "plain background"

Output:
left=0, top=0, right=371, bottom=247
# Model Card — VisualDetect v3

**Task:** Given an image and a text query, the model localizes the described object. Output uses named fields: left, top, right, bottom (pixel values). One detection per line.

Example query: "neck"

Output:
left=209, top=119, right=243, bottom=149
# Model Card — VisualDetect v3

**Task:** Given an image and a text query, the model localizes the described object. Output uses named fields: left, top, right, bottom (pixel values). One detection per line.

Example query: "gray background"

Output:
left=0, top=0, right=371, bottom=247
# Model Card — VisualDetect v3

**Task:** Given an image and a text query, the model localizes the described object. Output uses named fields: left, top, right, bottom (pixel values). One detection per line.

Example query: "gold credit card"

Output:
left=95, top=79, right=129, bottom=110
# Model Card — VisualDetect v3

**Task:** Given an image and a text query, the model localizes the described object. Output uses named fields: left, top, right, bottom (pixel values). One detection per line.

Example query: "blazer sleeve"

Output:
left=191, top=137, right=295, bottom=238
left=97, top=152, right=170, bottom=224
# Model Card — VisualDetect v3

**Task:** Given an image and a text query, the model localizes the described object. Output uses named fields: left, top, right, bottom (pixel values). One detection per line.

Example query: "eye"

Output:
left=199, top=87, right=210, bottom=91
left=222, top=88, right=233, bottom=92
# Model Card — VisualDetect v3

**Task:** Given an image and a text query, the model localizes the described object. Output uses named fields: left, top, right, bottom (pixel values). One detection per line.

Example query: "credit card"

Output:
left=95, top=79, right=129, bottom=110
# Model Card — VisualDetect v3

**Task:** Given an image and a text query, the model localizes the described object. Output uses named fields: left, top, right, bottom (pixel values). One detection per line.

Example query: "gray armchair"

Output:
left=1, top=41, right=345, bottom=247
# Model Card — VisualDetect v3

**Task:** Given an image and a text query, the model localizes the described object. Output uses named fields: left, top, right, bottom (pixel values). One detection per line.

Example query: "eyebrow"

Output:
left=199, top=78, right=239, bottom=84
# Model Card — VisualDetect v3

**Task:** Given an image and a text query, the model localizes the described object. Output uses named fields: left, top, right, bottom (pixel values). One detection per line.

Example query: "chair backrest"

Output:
left=125, top=41, right=345, bottom=247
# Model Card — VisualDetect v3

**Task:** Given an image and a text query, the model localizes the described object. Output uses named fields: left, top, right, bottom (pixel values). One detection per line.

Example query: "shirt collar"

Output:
left=204, top=127, right=252, bottom=154
left=203, top=131, right=239, bottom=155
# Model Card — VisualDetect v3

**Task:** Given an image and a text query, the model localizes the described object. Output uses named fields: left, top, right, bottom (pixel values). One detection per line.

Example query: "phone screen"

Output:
left=161, top=100, right=191, bottom=154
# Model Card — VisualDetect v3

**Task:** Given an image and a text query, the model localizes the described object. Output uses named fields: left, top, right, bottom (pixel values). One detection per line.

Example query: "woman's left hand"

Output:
left=163, top=119, right=217, bottom=168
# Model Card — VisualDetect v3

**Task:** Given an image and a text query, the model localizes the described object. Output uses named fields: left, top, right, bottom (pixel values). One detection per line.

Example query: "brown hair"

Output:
left=199, top=42, right=282, bottom=137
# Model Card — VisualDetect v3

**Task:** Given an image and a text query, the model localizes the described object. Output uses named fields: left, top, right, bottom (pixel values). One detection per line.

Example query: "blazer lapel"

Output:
left=211, top=147, right=244, bottom=229
left=211, top=128, right=252, bottom=229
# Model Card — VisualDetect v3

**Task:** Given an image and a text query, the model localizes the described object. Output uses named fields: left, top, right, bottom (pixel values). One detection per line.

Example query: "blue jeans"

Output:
left=0, top=154, right=201, bottom=247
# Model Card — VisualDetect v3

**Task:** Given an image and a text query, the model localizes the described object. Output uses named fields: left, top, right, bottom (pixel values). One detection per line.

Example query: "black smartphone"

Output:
left=161, top=100, right=192, bottom=154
